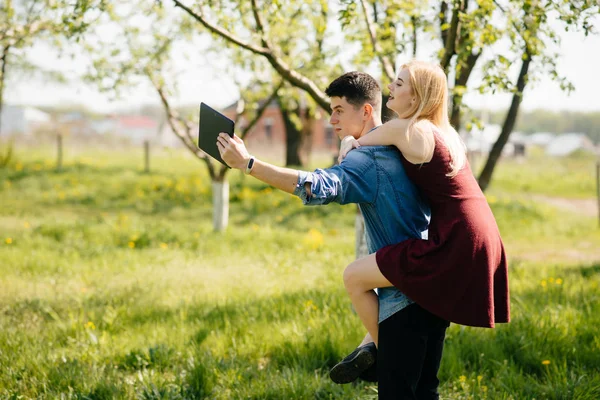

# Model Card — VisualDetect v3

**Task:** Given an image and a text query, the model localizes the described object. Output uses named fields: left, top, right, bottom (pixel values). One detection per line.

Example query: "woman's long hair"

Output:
left=402, top=60, right=466, bottom=177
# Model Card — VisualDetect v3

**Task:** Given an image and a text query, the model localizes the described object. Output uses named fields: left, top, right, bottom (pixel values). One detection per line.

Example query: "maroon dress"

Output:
left=376, top=131, right=510, bottom=328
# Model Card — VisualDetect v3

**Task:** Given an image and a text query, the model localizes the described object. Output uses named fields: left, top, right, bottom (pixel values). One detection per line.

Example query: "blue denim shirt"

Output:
left=294, top=145, right=430, bottom=323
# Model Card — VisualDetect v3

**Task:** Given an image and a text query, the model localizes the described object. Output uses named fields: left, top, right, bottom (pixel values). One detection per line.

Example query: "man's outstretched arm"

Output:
left=217, top=133, right=304, bottom=195
left=217, top=132, right=376, bottom=205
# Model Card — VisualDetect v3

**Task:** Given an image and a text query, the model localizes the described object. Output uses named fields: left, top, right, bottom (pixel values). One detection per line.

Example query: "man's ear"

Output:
left=363, top=103, right=373, bottom=119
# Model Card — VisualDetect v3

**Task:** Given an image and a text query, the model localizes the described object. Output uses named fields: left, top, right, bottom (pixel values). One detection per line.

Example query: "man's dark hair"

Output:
left=325, top=71, right=381, bottom=113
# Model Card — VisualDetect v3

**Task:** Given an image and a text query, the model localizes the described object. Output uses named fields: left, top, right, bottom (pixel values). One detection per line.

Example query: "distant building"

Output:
left=545, top=133, right=595, bottom=157
left=528, top=132, right=554, bottom=147
left=0, top=105, right=51, bottom=135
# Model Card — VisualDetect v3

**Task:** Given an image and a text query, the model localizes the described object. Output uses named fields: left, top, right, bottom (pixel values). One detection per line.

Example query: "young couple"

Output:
left=218, top=61, right=510, bottom=400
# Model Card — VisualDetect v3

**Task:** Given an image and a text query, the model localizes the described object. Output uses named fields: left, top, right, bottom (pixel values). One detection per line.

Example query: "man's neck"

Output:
left=358, top=118, right=383, bottom=138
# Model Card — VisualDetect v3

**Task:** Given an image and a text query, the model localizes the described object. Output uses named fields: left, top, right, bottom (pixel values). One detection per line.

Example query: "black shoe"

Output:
left=329, top=342, right=377, bottom=384
left=358, top=362, right=377, bottom=383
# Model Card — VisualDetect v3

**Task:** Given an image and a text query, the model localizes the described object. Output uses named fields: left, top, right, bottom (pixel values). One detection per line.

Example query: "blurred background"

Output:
left=1, top=1, right=599, bottom=399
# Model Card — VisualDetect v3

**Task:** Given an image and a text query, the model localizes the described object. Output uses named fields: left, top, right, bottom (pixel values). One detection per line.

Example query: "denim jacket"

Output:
left=294, top=145, right=430, bottom=323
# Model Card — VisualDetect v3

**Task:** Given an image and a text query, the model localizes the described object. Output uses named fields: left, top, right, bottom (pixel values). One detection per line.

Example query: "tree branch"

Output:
left=440, top=1, right=449, bottom=46
left=411, top=16, right=418, bottom=58
left=450, top=50, right=481, bottom=129
left=359, top=0, right=395, bottom=81
left=239, top=81, right=283, bottom=140
left=173, top=0, right=331, bottom=112
left=153, top=79, right=217, bottom=179
left=440, top=0, right=466, bottom=72
left=172, top=0, right=270, bottom=55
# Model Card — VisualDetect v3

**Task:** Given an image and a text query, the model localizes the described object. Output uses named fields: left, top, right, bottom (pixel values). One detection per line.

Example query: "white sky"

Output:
left=5, top=12, right=600, bottom=114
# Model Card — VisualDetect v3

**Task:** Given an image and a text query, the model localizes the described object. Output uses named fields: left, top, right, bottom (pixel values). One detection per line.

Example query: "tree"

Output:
left=82, top=1, right=283, bottom=231
left=168, top=0, right=342, bottom=167
left=342, top=0, right=598, bottom=190
left=0, top=0, right=108, bottom=167
left=475, top=0, right=598, bottom=190
left=0, top=0, right=108, bottom=138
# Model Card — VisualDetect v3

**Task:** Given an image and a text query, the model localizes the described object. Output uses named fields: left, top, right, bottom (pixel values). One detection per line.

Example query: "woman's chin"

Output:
left=385, top=103, right=400, bottom=115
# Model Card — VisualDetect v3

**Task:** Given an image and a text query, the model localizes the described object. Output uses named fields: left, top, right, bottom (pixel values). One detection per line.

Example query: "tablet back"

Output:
left=198, top=103, right=235, bottom=167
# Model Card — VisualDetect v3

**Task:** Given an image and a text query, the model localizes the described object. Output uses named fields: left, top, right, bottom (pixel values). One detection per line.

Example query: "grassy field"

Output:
left=1, top=145, right=599, bottom=399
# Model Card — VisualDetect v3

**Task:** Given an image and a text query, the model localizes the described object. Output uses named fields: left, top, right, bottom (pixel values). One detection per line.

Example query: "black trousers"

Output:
left=377, top=303, right=450, bottom=400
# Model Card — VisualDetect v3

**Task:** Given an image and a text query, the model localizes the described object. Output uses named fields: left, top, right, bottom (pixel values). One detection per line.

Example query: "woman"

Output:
left=338, top=60, right=510, bottom=373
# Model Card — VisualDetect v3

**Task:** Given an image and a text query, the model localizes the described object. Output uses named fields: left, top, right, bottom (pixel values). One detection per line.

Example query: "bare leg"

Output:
left=359, top=332, right=374, bottom=347
left=343, top=253, right=393, bottom=347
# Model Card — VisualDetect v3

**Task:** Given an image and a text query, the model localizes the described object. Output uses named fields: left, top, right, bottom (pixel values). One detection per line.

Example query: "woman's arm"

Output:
left=357, top=118, right=435, bottom=164
left=357, top=119, right=409, bottom=148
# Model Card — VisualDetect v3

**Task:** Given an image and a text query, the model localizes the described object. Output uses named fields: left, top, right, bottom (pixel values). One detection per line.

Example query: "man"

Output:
left=218, top=72, right=448, bottom=399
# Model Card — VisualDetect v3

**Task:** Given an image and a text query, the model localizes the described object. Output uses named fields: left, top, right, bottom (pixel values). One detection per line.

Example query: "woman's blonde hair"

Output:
left=401, top=60, right=466, bottom=177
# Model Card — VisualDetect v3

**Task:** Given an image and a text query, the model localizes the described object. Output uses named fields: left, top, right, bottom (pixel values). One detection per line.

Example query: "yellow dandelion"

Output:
left=251, top=224, right=260, bottom=232
left=15, top=163, right=23, bottom=171
left=540, top=280, right=547, bottom=288
left=477, top=375, right=483, bottom=383
left=5, top=238, right=12, bottom=244
left=459, top=375, right=467, bottom=382
left=128, top=241, right=135, bottom=248
left=548, top=277, right=554, bottom=284
left=542, top=360, right=550, bottom=365
left=160, top=243, right=168, bottom=249
left=303, top=228, right=324, bottom=250
left=555, top=278, right=563, bottom=285
left=486, top=195, right=497, bottom=204
left=23, top=222, right=30, bottom=228
left=85, top=321, right=96, bottom=330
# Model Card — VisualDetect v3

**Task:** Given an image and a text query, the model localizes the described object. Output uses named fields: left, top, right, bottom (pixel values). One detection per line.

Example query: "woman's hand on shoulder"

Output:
left=338, top=136, right=361, bottom=163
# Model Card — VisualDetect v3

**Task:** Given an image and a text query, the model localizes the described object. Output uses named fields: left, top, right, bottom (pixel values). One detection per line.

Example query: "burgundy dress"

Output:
left=376, top=131, right=510, bottom=328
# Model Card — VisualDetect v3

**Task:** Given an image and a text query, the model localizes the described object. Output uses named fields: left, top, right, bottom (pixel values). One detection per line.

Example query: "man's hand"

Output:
left=338, top=136, right=360, bottom=164
left=217, top=133, right=250, bottom=170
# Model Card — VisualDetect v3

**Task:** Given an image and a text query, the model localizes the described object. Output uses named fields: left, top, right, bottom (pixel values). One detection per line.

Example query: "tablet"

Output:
left=198, top=103, right=235, bottom=167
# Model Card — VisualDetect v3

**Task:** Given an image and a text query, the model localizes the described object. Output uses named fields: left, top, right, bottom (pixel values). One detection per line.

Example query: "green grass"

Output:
left=1, top=146, right=599, bottom=399
left=472, top=147, right=598, bottom=199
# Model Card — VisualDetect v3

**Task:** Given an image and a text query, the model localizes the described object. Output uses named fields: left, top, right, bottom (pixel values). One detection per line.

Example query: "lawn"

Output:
left=1, top=145, right=599, bottom=399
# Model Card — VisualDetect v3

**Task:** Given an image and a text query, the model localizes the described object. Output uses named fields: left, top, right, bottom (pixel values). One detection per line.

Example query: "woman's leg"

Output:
left=343, top=253, right=393, bottom=346
left=359, top=332, right=374, bottom=346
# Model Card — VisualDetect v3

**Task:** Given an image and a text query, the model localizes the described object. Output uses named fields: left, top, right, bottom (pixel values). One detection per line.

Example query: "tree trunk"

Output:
left=478, top=54, right=531, bottom=191
left=212, top=180, right=229, bottom=232
left=355, top=210, right=368, bottom=258
left=450, top=52, right=480, bottom=130
left=277, top=96, right=303, bottom=167
left=0, top=45, right=9, bottom=139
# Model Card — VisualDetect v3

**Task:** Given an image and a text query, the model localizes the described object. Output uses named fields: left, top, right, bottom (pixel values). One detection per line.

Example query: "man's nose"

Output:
left=329, top=115, right=337, bottom=125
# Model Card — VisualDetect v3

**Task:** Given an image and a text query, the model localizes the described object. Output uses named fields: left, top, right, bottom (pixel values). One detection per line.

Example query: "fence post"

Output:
left=144, top=140, right=150, bottom=173
left=57, top=134, right=63, bottom=171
